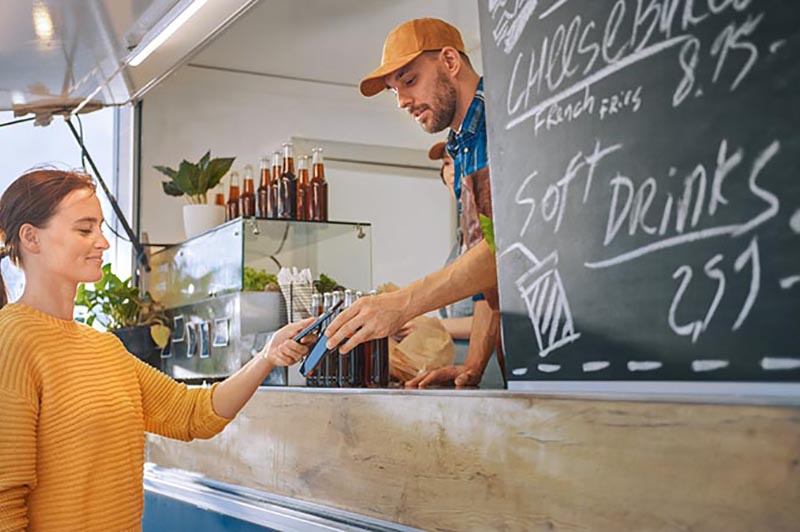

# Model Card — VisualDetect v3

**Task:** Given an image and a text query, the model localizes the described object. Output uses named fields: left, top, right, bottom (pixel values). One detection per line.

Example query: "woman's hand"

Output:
left=259, top=317, right=317, bottom=367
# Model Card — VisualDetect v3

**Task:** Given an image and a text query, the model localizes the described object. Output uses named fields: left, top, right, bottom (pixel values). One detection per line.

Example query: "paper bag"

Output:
left=390, top=316, right=455, bottom=382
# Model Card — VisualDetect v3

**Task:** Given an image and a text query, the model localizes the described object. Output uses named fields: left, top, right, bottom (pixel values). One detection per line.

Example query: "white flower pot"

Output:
left=183, top=204, right=225, bottom=239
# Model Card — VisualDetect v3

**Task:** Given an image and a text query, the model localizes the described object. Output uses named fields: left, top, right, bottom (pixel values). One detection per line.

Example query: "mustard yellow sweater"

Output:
left=0, top=303, right=233, bottom=531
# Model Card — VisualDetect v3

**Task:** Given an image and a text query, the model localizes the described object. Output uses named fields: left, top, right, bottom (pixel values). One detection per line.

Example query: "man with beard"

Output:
left=326, top=18, right=502, bottom=387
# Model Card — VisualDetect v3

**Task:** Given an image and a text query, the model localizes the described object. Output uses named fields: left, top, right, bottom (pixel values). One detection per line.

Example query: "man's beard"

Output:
left=419, top=72, right=457, bottom=134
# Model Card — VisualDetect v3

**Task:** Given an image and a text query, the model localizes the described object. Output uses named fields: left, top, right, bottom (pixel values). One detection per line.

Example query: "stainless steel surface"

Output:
left=163, top=291, right=286, bottom=382
left=0, top=0, right=259, bottom=112
left=144, top=463, right=424, bottom=532
left=144, top=217, right=373, bottom=309
left=0, top=0, right=178, bottom=110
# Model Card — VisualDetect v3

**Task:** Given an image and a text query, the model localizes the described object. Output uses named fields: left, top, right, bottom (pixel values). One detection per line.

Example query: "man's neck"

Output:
left=449, top=71, right=481, bottom=132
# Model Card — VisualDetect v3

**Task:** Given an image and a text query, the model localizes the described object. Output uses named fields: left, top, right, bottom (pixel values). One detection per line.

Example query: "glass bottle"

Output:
left=324, top=290, right=342, bottom=387
left=296, top=155, right=311, bottom=221
left=240, top=164, right=256, bottom=218
left=367, top=290, right=390, bottom=387
left=310, top=148, right=328, bottom=221
left=213, top=182, right=225, bottom=207
left=268, top=151, right=281, bottom=218
left=276, top=143, right=297, bottom=220
left=225, top=170, right=241, bottom=222
left=257, top=157, right=271, bottom=219
left=338, top=289, right=354, bottom=387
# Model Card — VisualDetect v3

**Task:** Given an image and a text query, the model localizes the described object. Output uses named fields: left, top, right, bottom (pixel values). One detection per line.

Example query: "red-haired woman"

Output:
left=0, top=169, right=314, bottom=531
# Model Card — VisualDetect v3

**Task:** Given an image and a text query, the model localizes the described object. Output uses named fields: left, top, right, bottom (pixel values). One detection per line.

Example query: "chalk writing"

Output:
left=583, top=361, right=611, bottom=372
left=762, top=358, right=800, bottom=371
left=502, top=0, right=776, bottom=131
left=588, top=139, right=780, bottom=268
left=628, top=361, right=662, bottom=371
left=692, top=360, right=729, bottom=372
left=500, top=243, right=581, bottom=358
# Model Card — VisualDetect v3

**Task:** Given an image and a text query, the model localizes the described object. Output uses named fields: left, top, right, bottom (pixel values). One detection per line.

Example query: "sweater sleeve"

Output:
left=0, top=390, right=37, bottom=532
left=133, top=358, right=233, bottom=441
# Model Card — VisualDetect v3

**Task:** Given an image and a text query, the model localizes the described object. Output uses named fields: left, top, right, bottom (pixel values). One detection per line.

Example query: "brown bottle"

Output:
left=269, top=151, right=281, bottom=218
left=310, top=148, right=328, bottom=221
left=214, top=182, right=225, bottom=207
left=348, top=291, right=366, bottom=387
left=366, top=290, right=390, bottom=387
left=276, top=143, right=297, bottom=220
left=338, top=289, right=354, bottom=387
left=324, top=290, right=342, bottom=387
left=240, top=164, right=256, bottom=218
left=257, top=157, right=270, bottom=219
left=225, top=171, right=241, bottom=221
left=296, top=155, right=311, bottom=221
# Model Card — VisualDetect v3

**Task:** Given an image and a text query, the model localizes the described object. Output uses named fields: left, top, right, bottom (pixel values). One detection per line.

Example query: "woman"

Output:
left=0, top=169, right=314, bottom=531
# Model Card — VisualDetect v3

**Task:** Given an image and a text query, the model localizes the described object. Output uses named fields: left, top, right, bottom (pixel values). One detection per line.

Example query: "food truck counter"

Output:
left=145, top=387, right=800, bottom=532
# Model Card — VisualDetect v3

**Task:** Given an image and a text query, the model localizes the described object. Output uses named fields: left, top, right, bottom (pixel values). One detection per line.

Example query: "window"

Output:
left=0, top=108, right=126, bottom=303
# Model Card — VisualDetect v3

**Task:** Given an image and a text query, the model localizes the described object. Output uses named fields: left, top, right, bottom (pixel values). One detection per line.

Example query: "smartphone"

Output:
left=299, top=334, right=339, bottom=377
left=292, top=299, right=343, bottom=343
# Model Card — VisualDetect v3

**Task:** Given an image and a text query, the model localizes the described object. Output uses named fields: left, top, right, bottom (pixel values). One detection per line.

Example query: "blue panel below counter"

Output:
left=143, top=464, right=423, bottom=532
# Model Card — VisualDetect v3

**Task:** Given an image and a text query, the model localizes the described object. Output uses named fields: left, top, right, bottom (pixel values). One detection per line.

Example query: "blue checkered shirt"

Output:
left=446, top=77, right=488, bottom=202
left=446, top=78, right=489, bottom=301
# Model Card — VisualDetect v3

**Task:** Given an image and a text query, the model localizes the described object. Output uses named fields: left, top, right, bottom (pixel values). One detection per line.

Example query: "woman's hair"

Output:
left=0, top=169, right=96, bottom=309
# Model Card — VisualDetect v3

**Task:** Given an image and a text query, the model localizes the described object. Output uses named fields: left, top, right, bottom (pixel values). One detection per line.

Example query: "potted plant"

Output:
left=154, top=151, right=235, bottom=238
left=75, top=264, right=171, bottom=369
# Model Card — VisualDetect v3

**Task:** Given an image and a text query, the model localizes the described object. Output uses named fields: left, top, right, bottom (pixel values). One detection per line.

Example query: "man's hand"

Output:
left=325, top=290, right=411, bottom=354
left=404, top=365, right=481, bottom=388
left=392, top=319, right=420, bottom=342
left=260, top=317, right=317, bottom=366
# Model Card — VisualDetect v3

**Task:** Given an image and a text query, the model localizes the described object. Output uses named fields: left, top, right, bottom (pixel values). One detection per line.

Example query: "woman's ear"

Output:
left=18, top=224, right=41, bottom=255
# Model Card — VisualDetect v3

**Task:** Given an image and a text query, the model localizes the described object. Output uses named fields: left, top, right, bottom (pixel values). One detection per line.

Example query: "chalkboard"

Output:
left=478, top=0, right=800, bottom=385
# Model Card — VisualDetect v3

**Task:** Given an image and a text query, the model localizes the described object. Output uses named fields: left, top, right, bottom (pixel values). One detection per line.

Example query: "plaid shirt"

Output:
left=446, top=78, right=489, bottom=301
left=446, top=77, right=488, bottom=202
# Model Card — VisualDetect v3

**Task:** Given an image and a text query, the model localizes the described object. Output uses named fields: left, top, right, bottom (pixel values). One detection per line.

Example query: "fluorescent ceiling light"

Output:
left=32, top=2, right=54, bottom=41
left=129, top=0, right=208, bottom=67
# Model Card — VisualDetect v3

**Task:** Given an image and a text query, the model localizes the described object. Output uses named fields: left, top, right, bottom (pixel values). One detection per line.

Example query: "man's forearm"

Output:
left=441, top=317, right=473, bottom=340
left=402, top=240, right=497, bottom=320
left=463, top=298, right=500, bottom=376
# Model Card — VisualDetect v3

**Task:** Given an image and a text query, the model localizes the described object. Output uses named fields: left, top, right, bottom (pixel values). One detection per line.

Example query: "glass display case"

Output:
left=142, top=217, right=372, bottom=384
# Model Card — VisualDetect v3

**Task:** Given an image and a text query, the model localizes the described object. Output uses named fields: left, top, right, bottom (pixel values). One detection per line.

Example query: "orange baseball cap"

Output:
left=428, top=141, right=447, bottom=160
left=360, top=18, right=466, bottom=98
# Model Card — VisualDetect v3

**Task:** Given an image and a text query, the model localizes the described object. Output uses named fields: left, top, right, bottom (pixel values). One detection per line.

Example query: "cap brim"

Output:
left=428, top=142, right=446, bottom=160
left=359, top=50, right=425, bottom=97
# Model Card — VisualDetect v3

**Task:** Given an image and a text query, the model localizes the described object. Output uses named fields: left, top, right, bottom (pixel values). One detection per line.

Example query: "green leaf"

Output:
left=75, top=284, right=87, bottom=306
left=198, top=151, right=211, bottom=172
left=175, top=160, right=201, bottom=196
left=479, top=214, right=496, bottom=254
left=162, top=181, right=185, bottom=197
left=243, top=266, right=278, bottom=291
left=153, top=165, right=177, bottom=179
left=205, top=157, right=235, bottom=191
left=156, top=153, right=235, bottom=203
left=314, top=273, right=339, bottom=294
left=150, top=324, right=171, bottom=348
left=74, top=262, right=171, bottom=334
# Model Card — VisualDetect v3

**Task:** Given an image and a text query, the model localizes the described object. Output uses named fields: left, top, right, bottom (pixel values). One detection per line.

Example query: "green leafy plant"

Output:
left=154, top=151, right=235, bottom=204
left=76, top=264, right=171, bottom=348
left=314, top=273, right=340, bottom=294
left=243, top=266, right=279, bottom=292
